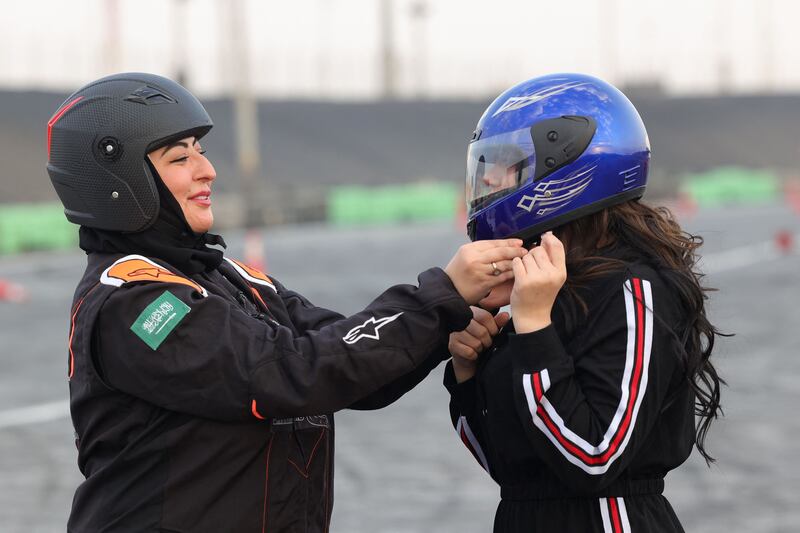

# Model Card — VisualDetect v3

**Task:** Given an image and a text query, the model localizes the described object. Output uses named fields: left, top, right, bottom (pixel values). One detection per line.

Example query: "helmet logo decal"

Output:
left=125, top=85, right=177, bottom=105
left=517, top=164, right=595, bottom=216
left=492, top=81, right=587, bottom=117
left=620, top=164, right=642, bottom=191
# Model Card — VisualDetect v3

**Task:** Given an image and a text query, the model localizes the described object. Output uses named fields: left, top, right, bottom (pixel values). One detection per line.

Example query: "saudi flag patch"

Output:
left=130, top=290, right=190, bottom=350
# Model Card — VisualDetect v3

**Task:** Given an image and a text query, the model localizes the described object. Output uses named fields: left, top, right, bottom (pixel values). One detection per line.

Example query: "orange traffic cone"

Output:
left=243, top=229, right=266, bottom=272
left=784, top=180, right=800, bottom=216
left=455, top=192, right=467, bottom=231
left=0, top=279, right=28, bottom=303
left=675, top=190, right=698, bottom=220
left=775, top=230, right=794, bottom=255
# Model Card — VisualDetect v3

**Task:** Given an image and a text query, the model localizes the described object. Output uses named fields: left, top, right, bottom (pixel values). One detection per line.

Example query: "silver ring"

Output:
left=491, top=262, right=501, bottom=276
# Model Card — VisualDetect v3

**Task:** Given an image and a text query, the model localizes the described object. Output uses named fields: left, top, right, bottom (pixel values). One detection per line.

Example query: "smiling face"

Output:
left=147, top=136, right=216, bottom=233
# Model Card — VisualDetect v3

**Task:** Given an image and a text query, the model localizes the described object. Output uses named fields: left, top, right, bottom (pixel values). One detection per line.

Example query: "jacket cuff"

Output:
left=507, top=324, right=573, bottom=375
left=443, top=360, right=478, bottom=410
left=418, top=267, right=472, bottom=332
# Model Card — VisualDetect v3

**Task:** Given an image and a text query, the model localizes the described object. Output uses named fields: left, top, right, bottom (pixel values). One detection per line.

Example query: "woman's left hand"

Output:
left=510, top=232, right=567, bottom=334
left=449, top=306, right=510, bottom=383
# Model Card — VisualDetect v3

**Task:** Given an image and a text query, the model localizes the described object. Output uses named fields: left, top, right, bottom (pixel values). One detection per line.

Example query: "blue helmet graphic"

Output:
left=466, top=73, right=650, bottom=242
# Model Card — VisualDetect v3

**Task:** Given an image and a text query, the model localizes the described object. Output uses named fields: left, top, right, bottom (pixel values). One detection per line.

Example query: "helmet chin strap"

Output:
left=145, top=158, right=197, bottom=237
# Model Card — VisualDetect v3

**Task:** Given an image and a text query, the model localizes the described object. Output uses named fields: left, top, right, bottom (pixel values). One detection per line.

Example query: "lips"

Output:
left=189, top=190, right=212, bottom=206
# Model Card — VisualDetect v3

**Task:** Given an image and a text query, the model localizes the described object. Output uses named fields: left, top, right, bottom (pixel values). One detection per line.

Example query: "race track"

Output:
left=0, top=202, right=798, bottom=532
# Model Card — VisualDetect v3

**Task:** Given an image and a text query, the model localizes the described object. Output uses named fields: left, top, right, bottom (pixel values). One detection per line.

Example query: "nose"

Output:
left=195, top=152, right=216, bottom=183
left=482, top=171, right=499, bottom=188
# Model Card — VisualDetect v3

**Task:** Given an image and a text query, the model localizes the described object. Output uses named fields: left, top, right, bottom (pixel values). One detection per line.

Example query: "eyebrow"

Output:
left=160, top=138, right=197, bottom=156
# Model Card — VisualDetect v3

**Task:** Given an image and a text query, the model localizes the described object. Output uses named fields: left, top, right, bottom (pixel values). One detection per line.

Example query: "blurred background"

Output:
left=1, top=0, right=798, bottom=531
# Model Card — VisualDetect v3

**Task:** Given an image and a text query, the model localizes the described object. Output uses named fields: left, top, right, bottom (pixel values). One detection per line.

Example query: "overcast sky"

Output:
left=2, top=0, right=799, bottom=99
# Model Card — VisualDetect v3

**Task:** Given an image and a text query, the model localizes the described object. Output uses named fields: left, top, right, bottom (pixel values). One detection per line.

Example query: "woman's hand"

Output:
left=449, top=306, right=510, bottom=383
left=444, top=239, right=527, bottom=305
left=478, top=278, right=514, bottom=310
left=510, top=232, right=567, bottom=334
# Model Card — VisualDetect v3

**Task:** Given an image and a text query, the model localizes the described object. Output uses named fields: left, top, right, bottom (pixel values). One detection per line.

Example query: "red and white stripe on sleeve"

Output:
left=521, top=278, right=654, bottom=475
left=455, top=415, right=490, bottom=472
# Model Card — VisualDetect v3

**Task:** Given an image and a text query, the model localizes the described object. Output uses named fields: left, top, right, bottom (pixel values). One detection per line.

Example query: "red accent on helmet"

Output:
left=47, top=96, right=83, bottom=160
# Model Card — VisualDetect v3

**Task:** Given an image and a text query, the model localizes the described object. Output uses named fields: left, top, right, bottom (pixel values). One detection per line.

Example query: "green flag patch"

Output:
left=130, top=290, right=190, bottom=350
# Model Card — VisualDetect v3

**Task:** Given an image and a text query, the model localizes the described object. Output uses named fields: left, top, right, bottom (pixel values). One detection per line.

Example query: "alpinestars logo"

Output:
left=127, top=267, right=173, bottom=279
left=517, top=164, right=596, bottom=216
left=492, top=81, right=587, bottom=117
left=342, top=312, right=404, bottom=344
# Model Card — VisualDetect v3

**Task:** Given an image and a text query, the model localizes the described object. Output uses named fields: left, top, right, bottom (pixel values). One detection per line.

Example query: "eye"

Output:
left=170, top=155, right=189, bottom=164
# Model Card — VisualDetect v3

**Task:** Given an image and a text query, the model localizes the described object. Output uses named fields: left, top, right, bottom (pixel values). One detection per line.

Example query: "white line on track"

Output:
left=0, top=400, right=70, bottom=430
left=701, top=234, right=798, bottom=274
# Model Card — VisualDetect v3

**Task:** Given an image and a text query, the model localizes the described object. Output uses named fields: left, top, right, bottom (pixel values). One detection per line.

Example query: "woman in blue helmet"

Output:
left=444, top=73, right=724, bottom=532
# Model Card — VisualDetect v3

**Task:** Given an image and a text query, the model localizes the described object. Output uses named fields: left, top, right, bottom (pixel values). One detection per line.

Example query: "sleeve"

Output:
left=443, top=360, right=491, bottom=474
left=347, top=347, right=448, bottom=410
left=505, top=276, right=680, bottom=491
left=94, top=267, right=472, bottom=422
left=272, top=279, right=345, bottom=333
left=271, top=278, right=449, bottom=411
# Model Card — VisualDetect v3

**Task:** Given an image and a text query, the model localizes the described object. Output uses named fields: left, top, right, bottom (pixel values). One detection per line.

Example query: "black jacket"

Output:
left=445, top=252, right=695, bottom=532
left=66, top=252, right=471, bottom=532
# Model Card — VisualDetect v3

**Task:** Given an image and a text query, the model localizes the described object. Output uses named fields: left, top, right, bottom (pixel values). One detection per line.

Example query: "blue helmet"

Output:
left=466, top=73, right=650, bottom=242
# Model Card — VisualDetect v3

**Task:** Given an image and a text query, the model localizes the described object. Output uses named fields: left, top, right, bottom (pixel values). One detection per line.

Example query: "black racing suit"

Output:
left=445, top=253, right=695, bottom=532
left=66, top=252, right=471, bottom=532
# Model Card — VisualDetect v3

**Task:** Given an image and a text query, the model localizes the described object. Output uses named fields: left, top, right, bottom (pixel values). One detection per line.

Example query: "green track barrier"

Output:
left=0, top=203, right=77, bottom=254
left=680, top=167, right=780, bottom=207
left=328, top=182, right=459, bottom=225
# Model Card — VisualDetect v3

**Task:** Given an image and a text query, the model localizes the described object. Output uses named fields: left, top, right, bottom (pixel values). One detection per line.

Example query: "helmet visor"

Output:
left=466, top=127, right=536, bottom=218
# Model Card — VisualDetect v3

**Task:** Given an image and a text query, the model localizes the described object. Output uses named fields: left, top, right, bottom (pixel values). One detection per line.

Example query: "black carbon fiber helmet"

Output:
left=46, top=73, right=213, bottom=232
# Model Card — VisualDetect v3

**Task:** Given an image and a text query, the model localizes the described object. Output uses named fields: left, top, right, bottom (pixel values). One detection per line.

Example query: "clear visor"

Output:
left=466, top=127, right=536, bottom=217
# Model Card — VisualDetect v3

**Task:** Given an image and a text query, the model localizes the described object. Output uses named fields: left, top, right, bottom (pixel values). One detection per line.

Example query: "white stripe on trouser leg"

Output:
left=619, top=497, right=631, bottom=533
left=599, top=498, right=613, bottom=533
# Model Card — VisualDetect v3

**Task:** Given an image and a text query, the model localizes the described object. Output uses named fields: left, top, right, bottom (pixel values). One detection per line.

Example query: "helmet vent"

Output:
left=125, top=85, right=177, bottom=106
left=531, top=115, right=596, bottom=181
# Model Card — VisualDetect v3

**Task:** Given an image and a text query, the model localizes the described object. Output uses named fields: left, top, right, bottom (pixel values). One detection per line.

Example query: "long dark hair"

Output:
left=555, top=199, right=726, bottom=464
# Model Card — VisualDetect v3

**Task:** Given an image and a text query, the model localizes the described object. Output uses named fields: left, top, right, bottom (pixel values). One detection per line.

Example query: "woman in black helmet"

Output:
left=444, top=74, right=724, bottom=532
left=47, top=73, right=526, bottom=532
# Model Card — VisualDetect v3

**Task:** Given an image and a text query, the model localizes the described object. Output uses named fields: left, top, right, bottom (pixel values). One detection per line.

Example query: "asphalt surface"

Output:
left=0, top=202, right=798, bottom=532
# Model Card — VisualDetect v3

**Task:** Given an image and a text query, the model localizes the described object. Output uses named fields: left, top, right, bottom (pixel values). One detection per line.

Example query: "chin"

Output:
left=190, top=214, right=214, bottom=233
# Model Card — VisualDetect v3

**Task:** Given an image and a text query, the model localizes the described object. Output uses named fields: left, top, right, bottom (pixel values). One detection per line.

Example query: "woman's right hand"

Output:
left=444, top=239, right=527, bottom=304
left=449, top=306, right=510, bottom=383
